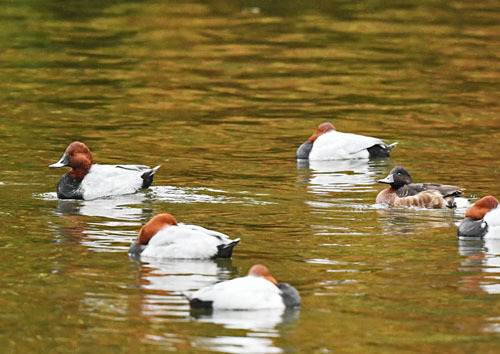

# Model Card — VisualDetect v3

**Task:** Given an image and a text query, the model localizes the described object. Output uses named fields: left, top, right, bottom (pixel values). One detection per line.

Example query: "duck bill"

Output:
left=49, top=154, right=70, bottom=168
left=265, top=275, right=279, bottom=286
left=377, top=174, right=394, bottom=184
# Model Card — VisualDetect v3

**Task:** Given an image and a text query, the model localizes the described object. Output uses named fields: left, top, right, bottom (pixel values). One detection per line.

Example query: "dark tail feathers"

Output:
left=141, top=165, right=161, bottom=189
left=215, top=239, right=240, bottom=258
left=367, top=142, right=397, bottom=158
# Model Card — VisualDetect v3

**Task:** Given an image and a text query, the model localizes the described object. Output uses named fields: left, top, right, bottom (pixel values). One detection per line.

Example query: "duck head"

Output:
left=248, top=264, right=278, bottom=285
left=308, top=122, right=336, bottom=143
left=138, top=213, right=178, bottom=245
left=49, top=141, right=94, bottom=181
left=465, top=196, right=499, bottom=220
left=378, top=166, right=413, bottom=189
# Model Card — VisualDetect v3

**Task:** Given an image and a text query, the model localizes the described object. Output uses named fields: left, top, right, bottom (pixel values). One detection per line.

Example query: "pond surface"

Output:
left=1, top=0, right=500, bottom=352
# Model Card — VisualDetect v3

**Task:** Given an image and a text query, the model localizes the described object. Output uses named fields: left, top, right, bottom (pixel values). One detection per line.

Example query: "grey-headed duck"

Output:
left=376, top=166, right=463, bottom=208
left=296, top=122, right=397, bottom=160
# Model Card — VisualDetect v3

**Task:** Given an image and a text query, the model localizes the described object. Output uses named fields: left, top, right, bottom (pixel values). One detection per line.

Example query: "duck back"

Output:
left=308, top=131, right=379, bottom=160
left=80, top=164, right=158, bottom=200
left=396, top=183, right=462, bottom=198
left=188, top=276, right=285, bottom=310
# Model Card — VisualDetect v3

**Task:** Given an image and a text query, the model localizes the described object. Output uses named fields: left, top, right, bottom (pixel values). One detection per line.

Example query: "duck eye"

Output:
left=397, top=172, right=401, bottom=176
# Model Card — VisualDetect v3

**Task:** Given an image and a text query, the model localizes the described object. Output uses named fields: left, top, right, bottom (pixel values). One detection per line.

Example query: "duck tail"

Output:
left=141, top=165, right=161, bottom=189
left=182, top=291, right=214, bottom=309
left=188, top=298, right=214, bottom=309
left=367, top=142, right=397, bottom=158
left=387, top=142, right=398, bottom=151
left=215, top=239, right=240, bottom=258
left=442, top=188, right=463, bottom=209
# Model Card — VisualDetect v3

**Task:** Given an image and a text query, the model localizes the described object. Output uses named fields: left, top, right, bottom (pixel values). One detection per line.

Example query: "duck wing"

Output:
left=116, top=165, right=160, bottom=189
left=141, top=224, right=238, bottom=259
left=420, top=183, right=463, bottom=198
left=309, top=131, right=385, bottom=160
left=187, top=276, right=285, bottom=310
left=397, top=183, right=462, bottom=198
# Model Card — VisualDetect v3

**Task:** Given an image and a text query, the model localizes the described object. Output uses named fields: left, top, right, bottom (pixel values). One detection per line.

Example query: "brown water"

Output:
left=1, top=0, right=500, bottom=352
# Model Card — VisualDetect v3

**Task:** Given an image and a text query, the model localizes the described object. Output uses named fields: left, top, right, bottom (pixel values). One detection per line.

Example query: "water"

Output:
left=1, top=0, right=500, bottom=352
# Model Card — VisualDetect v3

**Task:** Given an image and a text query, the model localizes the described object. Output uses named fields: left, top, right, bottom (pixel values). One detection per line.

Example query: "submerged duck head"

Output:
left=378, top=166, right=413, bottom=189
left=308, top=122, right=336, bottom=143
left=248, top=264, right=278, bottom=285
left=465, top=196, right=499, bottom=220
left=138, top=213, right=178, bottom=245
left=49, top=141, right=94, bottom=181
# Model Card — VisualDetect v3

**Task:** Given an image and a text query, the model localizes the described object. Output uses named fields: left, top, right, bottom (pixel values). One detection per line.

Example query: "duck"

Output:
left=186, top=264, right=301, bottom=310
left=458, top=196, right=500, bottom=238
left=49, top=141, right=160, bottom=200
left=296, top=122, right=397, bottom=160
left=128, top=213, right=240, bottom=259
left=376, top=166, right=463, bottom=208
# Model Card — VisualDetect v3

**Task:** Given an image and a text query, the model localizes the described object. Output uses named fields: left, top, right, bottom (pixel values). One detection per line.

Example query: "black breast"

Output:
left=277, top=282, right=301, bottom=307
left=458, top=217, right=488, bottom=238
left=296, top=141, right=313, bottom=159
left=56, top=174, right=83, bottom=199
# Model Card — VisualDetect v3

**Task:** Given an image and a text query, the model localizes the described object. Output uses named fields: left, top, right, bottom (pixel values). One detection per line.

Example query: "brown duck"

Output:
left=376, top=166, right=463, bottom=208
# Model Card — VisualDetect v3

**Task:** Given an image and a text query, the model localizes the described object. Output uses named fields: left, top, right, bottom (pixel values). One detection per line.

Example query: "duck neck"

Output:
left=68, top=154, right=92, bottom=181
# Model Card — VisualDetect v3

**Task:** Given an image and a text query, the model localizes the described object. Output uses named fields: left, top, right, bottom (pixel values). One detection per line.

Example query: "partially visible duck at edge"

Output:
left=129, top=213, right=240, bottom=259
left=296, top=122, right=397, bottom=160
left=376, top=166, right=463, bottom=208
left=186, top=264, right=301, bottom=310
left=458, top=196, right=500, bottom=238
left=49, top=141, right=160, bottom=200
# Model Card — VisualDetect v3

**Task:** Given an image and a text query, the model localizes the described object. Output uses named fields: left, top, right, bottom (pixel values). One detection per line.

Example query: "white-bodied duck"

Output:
left=129, top=213, right=240, bottom=259
left=49, top=141, right=160, bottom=200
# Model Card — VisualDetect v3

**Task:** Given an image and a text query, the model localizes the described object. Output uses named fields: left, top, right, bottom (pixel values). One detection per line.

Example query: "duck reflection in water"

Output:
left=53, top=195, right=150, bottom=252
left=56, top=193, right=149, bottom=220
left=458, top=238, right=500, bottom=294
left=376, top=207, right=456, bottom=235
left=133, top=258, right=236, bottom=294
left=297, top=159, right=390, bottom=194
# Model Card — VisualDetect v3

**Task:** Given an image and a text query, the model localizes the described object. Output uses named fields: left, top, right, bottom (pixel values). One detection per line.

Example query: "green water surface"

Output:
left=1, top=0, right=499, bottom=353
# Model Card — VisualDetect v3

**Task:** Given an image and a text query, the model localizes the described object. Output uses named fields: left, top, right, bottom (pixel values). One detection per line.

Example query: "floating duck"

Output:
left=186, top=264, right=300, bottom=310
left=129, top=213, right=240, bottom=259
left=296, top=122, right=397, bottom=160
left=49, top=141, right=160, bottom=200
left=458, top=196, right=500, bottom=238
left=376, top=166, right=463, bottom=208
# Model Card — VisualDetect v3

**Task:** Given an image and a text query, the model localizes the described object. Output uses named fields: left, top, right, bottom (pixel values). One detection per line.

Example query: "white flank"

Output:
left=484, top=207, right=500, bottom=239
left=141, top=223, right=235, bottom=259
left=309, top=130, right=383, bottom=161
left=80, top=164, right=152, bottom=200
left=189, top=275, right=285, bottom=310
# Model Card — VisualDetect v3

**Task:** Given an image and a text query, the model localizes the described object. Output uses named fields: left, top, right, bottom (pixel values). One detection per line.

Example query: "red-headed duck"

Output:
left=376, top=166, right=463, bottom=208
left=129, top=213, right=240, bottom=259
left=186, top=264, right=301, bottom=309
left=49, top=141, right=160, bottom=200
left=296, top=122, right=397, bottom=160
left=458, top=196, right=500, bottom=238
